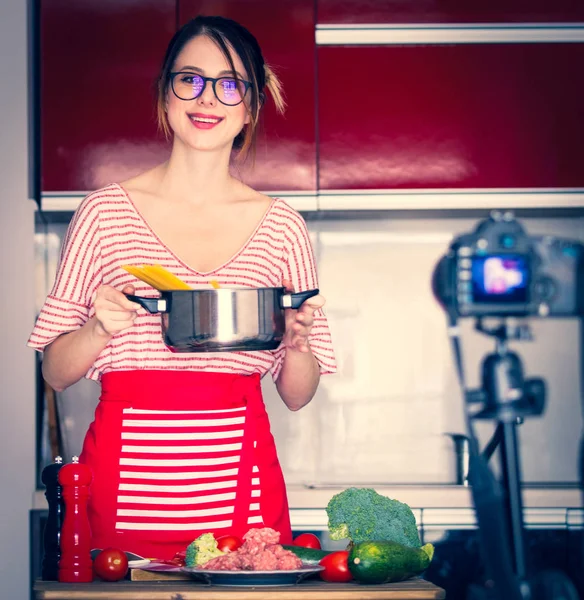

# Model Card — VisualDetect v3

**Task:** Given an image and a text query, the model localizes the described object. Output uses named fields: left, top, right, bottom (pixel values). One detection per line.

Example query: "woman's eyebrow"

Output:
left=218, top=69, right=246, bottom=79
left=176, top=65, right=245, bottom=79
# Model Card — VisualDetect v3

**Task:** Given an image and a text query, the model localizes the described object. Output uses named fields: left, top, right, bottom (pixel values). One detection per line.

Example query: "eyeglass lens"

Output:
left=173, top=73, right=245, bottom=105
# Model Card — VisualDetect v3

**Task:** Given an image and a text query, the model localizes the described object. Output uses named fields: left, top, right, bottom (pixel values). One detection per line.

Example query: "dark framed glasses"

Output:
left=169, top=72, right=251, bottom=106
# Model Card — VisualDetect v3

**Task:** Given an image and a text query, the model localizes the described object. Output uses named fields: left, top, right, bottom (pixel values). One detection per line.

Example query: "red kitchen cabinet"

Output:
left=41, top=0, right=176, bottom=192
left=317, top=0, right=584, bottom=24
left=179, top=1, right=316, bottom=191
left=317, top=44, right=584, bottom=190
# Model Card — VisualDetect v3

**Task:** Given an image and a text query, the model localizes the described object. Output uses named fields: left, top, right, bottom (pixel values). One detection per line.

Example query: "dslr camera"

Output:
left=433, top=211, right=584, bottom=319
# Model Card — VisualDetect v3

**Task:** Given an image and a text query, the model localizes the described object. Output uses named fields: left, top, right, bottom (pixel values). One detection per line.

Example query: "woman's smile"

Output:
left=188, top=112, right=224, bottom=129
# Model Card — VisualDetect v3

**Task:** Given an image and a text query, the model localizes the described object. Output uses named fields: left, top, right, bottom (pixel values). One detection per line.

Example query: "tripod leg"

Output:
left=482, top=423, right=503, bottom=462
left=499, top=421, right=527, bottom=580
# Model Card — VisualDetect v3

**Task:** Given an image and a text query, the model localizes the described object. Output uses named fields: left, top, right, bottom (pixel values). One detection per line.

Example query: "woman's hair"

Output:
left=155, top=15, right=286, bottom=158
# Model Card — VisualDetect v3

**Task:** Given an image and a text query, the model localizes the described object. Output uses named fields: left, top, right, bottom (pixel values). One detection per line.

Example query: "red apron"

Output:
left=79, top=370, right=292, bottom=560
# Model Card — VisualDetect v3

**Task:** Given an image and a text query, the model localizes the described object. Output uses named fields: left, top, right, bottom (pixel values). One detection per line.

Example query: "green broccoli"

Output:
left=185, top=533, right=225, bottom=567
left=326, top=487, right=421, bottom=548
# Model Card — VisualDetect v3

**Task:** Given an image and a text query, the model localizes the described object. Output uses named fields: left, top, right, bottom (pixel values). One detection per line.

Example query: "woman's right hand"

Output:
left=93, top=284, right=141, bottom=338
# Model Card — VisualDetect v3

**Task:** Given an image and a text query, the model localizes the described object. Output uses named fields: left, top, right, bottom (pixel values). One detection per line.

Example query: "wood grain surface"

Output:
left=34, top=577, right=446, bottom=599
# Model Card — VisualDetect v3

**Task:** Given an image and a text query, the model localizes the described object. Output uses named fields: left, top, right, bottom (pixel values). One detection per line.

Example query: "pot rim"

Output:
left=158, top=286, right=288, bottom=293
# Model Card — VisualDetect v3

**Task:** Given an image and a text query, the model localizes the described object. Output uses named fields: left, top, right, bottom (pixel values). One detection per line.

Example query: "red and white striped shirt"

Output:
left=28, top=184, right=336, bottom=382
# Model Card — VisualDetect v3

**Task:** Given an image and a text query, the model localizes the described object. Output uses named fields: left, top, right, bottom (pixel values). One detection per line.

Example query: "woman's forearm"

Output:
left=275, top=348, right=320, bottom=411
left=42, top=317, right=112, bottom=392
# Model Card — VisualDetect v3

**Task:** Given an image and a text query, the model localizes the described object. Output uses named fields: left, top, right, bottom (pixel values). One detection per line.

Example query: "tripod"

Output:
left=463, top=319, right=578, bottom=600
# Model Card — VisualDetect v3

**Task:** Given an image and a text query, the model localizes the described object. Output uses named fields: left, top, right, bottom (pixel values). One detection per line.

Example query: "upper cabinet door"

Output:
left=317, top=0, right=584, bottom=23
left=41, top=0, right=175, bottom=192
left=178, top=1, right=316, bottom=192
left=318, top=43, right=584, bottom=190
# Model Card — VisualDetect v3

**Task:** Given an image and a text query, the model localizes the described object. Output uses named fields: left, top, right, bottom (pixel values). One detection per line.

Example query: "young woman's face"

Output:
left=166, top=35, right=251, bottom=153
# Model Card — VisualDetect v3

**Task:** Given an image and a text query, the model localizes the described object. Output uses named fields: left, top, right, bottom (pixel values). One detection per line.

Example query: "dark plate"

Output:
left=181, top=565, right=324, bottom=586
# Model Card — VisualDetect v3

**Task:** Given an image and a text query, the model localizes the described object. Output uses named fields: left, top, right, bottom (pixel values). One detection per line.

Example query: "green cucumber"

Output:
left=282, top=545, right=333, bottom=565
left=348, top=541, right=434, bottom=584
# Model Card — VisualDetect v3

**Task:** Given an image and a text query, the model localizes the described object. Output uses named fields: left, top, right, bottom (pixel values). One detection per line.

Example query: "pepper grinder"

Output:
left=41, top=456, right=64, bottom=580
left=58, top=456, right=93, bottom=583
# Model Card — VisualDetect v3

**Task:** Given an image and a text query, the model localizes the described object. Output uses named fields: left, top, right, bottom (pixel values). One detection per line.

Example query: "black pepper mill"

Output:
left=41, top=456, right=64, bottom=581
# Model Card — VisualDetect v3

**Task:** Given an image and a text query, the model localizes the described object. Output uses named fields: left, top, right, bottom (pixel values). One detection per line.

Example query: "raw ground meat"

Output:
left=199, top=527, right=303, bottom=571
left=241, top=526, right=280, bottom=553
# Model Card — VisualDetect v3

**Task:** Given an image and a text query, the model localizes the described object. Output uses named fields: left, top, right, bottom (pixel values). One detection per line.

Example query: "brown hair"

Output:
left=155, top=15, right=286, bottom=159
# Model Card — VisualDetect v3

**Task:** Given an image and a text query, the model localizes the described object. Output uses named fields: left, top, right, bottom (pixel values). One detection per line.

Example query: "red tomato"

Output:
left=319, top=551, right=352, bottom=583
left=93, top=547, right=129, bottom=582
left=292, top=533, right=322, bottom=549
left=215, top=535, right=243, bottom=553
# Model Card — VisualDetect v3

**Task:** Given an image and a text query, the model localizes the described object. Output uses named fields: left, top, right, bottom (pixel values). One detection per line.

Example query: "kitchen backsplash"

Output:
left=34, top=213, right=584, bottom=486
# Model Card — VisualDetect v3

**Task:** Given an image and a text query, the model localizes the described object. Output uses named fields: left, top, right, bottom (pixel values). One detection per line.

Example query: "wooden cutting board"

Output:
left=34, top=578, right=446, bottom=599
left=130, top=567, right=189, bottom=581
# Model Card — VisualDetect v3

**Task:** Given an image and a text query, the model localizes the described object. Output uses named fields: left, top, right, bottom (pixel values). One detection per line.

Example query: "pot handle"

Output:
left=281, top=288, right=320, bottom=310
left=124, top=293, right=167, bottom=315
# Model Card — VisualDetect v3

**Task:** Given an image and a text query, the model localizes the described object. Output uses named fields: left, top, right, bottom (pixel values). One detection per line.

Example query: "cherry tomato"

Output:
left=293, top=533, right=322, bottom=549
left=93, top=547, right=129, bottom=582
left=319, top=551, right=352, bottom=583
left=215, top=534, right=243, bottom=553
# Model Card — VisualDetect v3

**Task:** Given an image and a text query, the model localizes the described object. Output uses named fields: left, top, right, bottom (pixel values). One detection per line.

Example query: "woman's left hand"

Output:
left=282, top=279, right=325, bottom=353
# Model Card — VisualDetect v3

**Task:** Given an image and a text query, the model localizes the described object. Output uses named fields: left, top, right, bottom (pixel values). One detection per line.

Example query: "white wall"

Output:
left=38, top=216, right=584, bottom=488
left=263, top=216, right=584, bottom=486
left=0, top=0, right=37, bottom=597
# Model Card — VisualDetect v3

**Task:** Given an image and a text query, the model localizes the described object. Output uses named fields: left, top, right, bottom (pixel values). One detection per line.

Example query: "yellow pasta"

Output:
left=121, top=265, right=164, bottom=289
left=141, top=265, right=192, bottom=290
left=121, top=265, right=192, bottom=291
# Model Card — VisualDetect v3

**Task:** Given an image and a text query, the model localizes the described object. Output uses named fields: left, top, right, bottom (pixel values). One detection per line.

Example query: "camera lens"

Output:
left=499, top=234, right=516, bottom=249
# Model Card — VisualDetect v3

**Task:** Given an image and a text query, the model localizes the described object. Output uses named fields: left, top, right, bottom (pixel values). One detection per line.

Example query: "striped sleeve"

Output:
left=269, top=206, right=337, bottom=381
left=28, top=193, right=103, bottom=351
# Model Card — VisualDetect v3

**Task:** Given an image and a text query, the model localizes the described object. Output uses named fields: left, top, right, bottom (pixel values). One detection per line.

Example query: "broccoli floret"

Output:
left=326, top=487, right=421, bottom=548
left=185, top=533, right=225, bottom=567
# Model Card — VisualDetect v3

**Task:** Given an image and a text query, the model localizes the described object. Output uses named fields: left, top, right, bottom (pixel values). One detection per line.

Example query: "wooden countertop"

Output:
left=34, top=578, right=446, bottom=600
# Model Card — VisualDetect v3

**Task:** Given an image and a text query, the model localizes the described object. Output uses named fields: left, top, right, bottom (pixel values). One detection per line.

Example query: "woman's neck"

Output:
left=157, top=140, right=242, bottom=206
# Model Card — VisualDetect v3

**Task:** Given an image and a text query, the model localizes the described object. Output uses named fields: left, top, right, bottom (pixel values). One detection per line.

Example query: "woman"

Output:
left=28, top=15, right=336, bottom=560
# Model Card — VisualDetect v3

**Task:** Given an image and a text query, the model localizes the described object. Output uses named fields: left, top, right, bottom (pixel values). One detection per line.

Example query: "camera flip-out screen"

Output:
left=471, top=255, right=529, bottom=304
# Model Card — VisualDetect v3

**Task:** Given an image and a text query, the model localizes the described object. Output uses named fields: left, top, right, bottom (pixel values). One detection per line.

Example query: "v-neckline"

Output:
left=115, top=183, right=277, bottom=276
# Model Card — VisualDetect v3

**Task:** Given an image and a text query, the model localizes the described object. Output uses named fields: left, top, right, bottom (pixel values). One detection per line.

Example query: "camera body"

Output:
left=433, top=211, right=584, bottom=318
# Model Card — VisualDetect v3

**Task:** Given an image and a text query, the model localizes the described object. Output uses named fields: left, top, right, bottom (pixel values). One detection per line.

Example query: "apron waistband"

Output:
left=100, top=370, right=262, bottom=411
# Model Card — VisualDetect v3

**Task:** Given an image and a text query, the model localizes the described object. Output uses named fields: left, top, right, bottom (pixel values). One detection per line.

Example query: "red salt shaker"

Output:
left=58, top=456, right=94, bottom=583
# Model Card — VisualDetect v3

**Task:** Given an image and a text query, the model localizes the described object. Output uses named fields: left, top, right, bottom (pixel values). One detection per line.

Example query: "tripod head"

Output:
left=468, top=319, right=546, bottom=422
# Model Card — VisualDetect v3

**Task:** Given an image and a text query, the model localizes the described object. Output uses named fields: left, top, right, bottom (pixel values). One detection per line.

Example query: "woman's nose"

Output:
left=197, top=80, right=216, bottom=105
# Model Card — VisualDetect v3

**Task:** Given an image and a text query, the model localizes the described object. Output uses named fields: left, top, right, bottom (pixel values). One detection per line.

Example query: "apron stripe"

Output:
left=118, top=477, right=260, bottom=492
left=124, top=408, right=247, bottom=415
left=121, top=443, right=243, bottom=453
left=119, top=469, right=239, bottom=479
left=117, top=492, right=237, bottom=505
left=121, top=431, right=244, bottom=440
left=120, top=457, right=240, bottom=466
left=122, top=417, right=246, bottom=427
left=119, top=481, right=238, bottom=493
left=118, top=507, right=236, bottom=518
left=115, top=520, right=234, bottom=531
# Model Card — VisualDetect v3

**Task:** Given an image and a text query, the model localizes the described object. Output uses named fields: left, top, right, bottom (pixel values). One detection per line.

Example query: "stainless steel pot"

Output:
left=126, top=287, right=319, bottom=352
